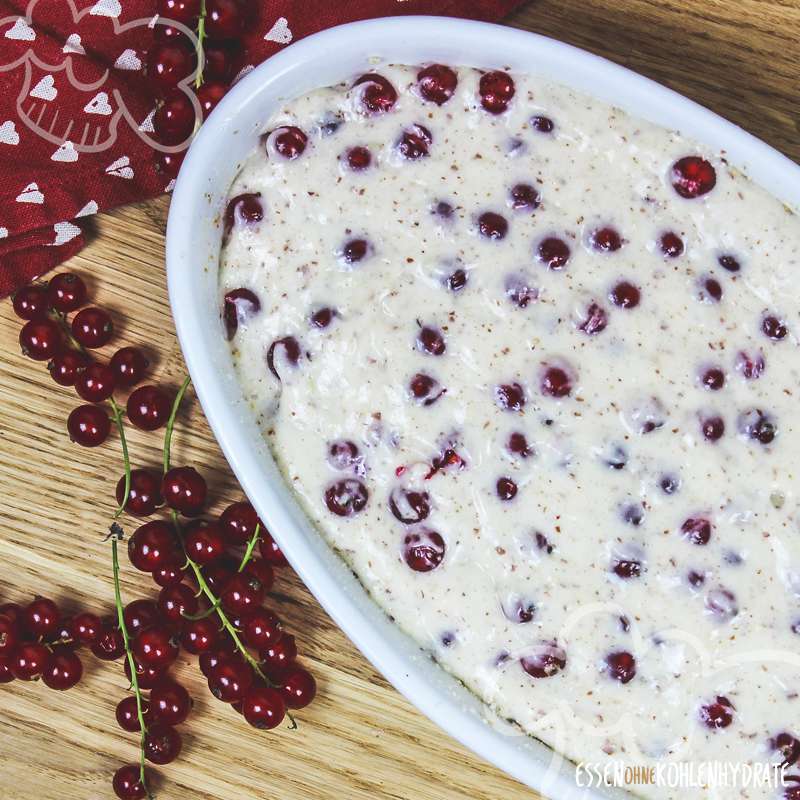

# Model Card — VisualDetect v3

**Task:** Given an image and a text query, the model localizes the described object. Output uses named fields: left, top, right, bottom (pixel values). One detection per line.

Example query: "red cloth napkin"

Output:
left=0, top=0, right=523, bottom=298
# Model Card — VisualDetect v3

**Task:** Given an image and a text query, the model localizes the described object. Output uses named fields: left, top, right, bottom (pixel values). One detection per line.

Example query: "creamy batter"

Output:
left=219, top=64, right=800, bottom=799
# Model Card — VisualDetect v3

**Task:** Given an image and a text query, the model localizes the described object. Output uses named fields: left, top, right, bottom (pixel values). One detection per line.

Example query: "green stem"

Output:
left=194, top=0, right=207, bottom=90
left=110, top=399, right=131, bottom=518
left=51, top=309, right=90, bottom=358
left=112, top=538, right=153, bottom=800
left=237, top=523, right=261, bottom=573
left=163, top=376, right=192, bottom=475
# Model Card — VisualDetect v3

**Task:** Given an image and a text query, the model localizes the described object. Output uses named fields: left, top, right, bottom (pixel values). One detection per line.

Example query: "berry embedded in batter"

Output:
left=403, top=529, right=445, bottom=572
left=671, top=156, right=717, bottom=199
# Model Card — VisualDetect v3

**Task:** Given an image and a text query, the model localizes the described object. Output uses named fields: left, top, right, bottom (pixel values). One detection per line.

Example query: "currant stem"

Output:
left=111, top=537, right=153, bottom=800
left=110, top=398, right=131, bottom=518
left=163, top=375, right=192, bottom=475
left=237, top=523, right=261, bottom=572
left=194, top=0, right=207, bottom=90
left=51, top=309, right=90, bottom=358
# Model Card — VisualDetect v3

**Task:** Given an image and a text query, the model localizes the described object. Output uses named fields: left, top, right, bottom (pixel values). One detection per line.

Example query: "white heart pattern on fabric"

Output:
left=89, top=0, right=122, bottom=18
left=4, top=18, right=35, bottom=41
left=0, top=227, right=8, bottom=239
left=138, top=109, right=155, bottom=133
left=0, top=121, right=19, bottom=146
left=52, top=221, right=82, bottom=247
left=16, top=182, right=44, bottom=204
left=265, top=16, right=292, bottom=44
left=114, top=48, right=142, bottom=71
left=76, top=200, right=99, bottom=218
left=63, top=33, right=85, bottom=55
left=84, top=92, right=112, bottom=116
left=105, top=156, right=134, bottom=180
left=52, top=141, right=79, bottom=163
left=30, top=75, right=57, bottom=101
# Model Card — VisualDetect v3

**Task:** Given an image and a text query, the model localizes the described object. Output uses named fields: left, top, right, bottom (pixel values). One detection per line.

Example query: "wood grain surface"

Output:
left=1, top=2, right=797, bottom=798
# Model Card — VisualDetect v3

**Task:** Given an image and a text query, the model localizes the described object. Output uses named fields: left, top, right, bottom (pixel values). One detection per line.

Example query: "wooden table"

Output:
left=1, top=2, right=797, bottom=798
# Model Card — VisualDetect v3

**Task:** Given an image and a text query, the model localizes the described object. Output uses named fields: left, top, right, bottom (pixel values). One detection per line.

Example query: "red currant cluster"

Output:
left=0, top=596, right=98, bottom=689
left=13, top=272, right=158, bottom=448
left=10, top=270, right=317, bottom=799
left=149, top=0, right=254, bottom=179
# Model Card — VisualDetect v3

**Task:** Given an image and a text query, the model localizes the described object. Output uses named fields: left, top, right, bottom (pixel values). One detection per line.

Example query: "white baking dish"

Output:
left=166, top=17, right=800, bottom=799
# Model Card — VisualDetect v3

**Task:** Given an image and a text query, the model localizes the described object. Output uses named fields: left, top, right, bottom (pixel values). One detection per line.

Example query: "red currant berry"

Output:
left=199, top=647, right=233, bottom=678
left=205, top=0, right=243, bottom=38
left=267, top=126, right=308, bottom=160
left=75, top=362, right=116, bottom=402
left=109, top=347, right=149, bottom=388
left=149, top=679, right=192, bottom=726
left=699, top=695, right=735, bottom=729
left=11, top=641, right=49, bottom=680
left=158, top=0, right=201, bottom=21
left=220, top=573, right=266, bottom=617
left=258, top=531, right=288, bottom=567
left=116, top=469, right=163, bottom=517
left=344, top=145, right=372, bottom=171
left=605, top=650, right=636, bottom=684
left=417, top=63, right=457, bottom=105
left=154, top=90, right=196, bottom=145
left=242, top=559, right=274, bottom=593
left=403, top=529, right=446, bottom=572
left=197, top=81, right=227, bottom=119
left=478, top=211, right=508, bottom=240
left=71, top=612, right=102, bottom=645
left=479, top=70, right=515, bottom=114
left=353, top=73, right=397, bottom=114
left=147, top=42, right=194, bottom=95
left=91, top=620, right=126, bottom=660
left=260, top=633, right=297, bottom=674
left=162, top=466, right=207, bottom=515
left=203, top=42, right=237, bottom=82
left=152, top=557, right=187, bottom=588
left=115, top=695, right=149, bottom=732
left=47, top=272, right=86, bottom=312
left=609, top=281, right=641, bottom=309
left=156, top=150, right=185, bottom=179
left=185, top=521, right=226, bottom=565
left=520, top=641, right=567, bottom=678
left=123, top=599, right=159, bottom=637
left=113, top=764, right=149, bottom=800
left=530, top=115, right=554, bottom=133
left=133, top=625, right=179, bottom=670
left=127, top=385, right=172, bottom=431
left=208, top=654, right=253, bottom=702
left=22, top=597, right=61, bottom=639
left=671, top=156, right=717, bottom=199
left=181, top=615, right=219, bottom=654
left=157, top=582, right=199, bottom=624
left=0, top=653, right=13, bottom=683
left=19, top=318, right=63, bottom=360
left=219, top=501, right=260, bottom=545
left=49, top=349, right=89, bottom=387
left=659, top=231, right=684, bottom=257
left=241, top=685, right=286, bottom=729
left=123, top=655, right=167, bottom=689
left=129, top=521, right=178, bottom=572
left=12, top=284, right=49, bottom=320
left=0, top=604, right=22, bottom=625
left=42, top=646, right=83, bottom=690
left=279, top=667, right=317, bottom=709
left=202, top=557, right=237, bottom=594
left=71, top=307, right=113, bottom=348
left=144, top=723, right=182, bottom=765
left=241, top=608, right=281, bottom=650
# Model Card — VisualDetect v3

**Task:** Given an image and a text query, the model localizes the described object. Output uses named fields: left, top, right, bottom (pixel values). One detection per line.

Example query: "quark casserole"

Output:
left=218, top=64, right=800, bottom=799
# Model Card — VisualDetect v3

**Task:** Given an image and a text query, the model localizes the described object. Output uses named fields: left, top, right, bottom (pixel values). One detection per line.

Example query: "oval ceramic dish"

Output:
left=166, top=17, right=800, bottom=799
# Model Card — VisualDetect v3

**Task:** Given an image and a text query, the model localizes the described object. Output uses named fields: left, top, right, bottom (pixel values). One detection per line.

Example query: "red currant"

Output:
left=144, top=723, right=182, bottom=764
left=157, top=582, right=198, bottom=624
left=259, top=633, right=297, bottom=674
left=184, top=522, right=226, bottom=565
left=197, top=81, right=227, bottom=119
left=205, top=0, right=244, bottom=38
left=241, top=608, right=281, bottom=650
left=149, top=679, right=192, bottom=726
left=0, top=653, right=14, bottom=683
left=242, top=559, right=273, bottom=594
left=181, top=615, right=219, bottom=654
left=67, top=404, right=111, bottom=447
left=91, top=619, right=126, bottom=661
left=116, top=469, right=163, bottom=517
left=279, top=666, right=316, bottom=709
left=157, top=0, right=201, bottom=23
left=75, top=362, right=116, bottom=402
left=146, top=42, right=194, bottom=95
left=115, top=695, right=149, bottom=732
left=127, top=385, right=171, bottom=431
left=19, top=318, right=63, bottom=360
left=133, top=625, right=178, bottom=670
left=71, top=307, right=113, bottom=348
left=47, top=272, right=86, bottom=313
left=0, top=614, right=19, bottom=654
left=152, top=558, right=187, bottom=588
left=128, top=521, right=178, bottom=572
left=219, top=501, right=260, bottom=545
left=208, top=654, right=253, bottom=702
left=124, top=656, right=167, bottom=689
left=49, top=349, right=89, bottom=386
left=241, top=685, right=286, bottom=729
left=42, top=646, right=83, bottom=690
left=11, top=641, right=49, bottom=680
left=220, top=573, right=265, bottom=617
left=203, top=42, right=237, bottom=82
left=258, top=531, right=289, bottom=567
left=22, top=596, right=61, bottom=639
left=154, top=90, right=196, bottom=144
left=113, top=764, right=149, bottom=800
left=110, top=347, right=149, bottom=387
left=71, top=612, right=102, bottom=645
left=162, top=466, right=207, bottom=515
left=12, top=284, right=49, bottom=320
left=156, top=151, right=185, bottom=179
left=123, top=599, right=159, bottom=637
